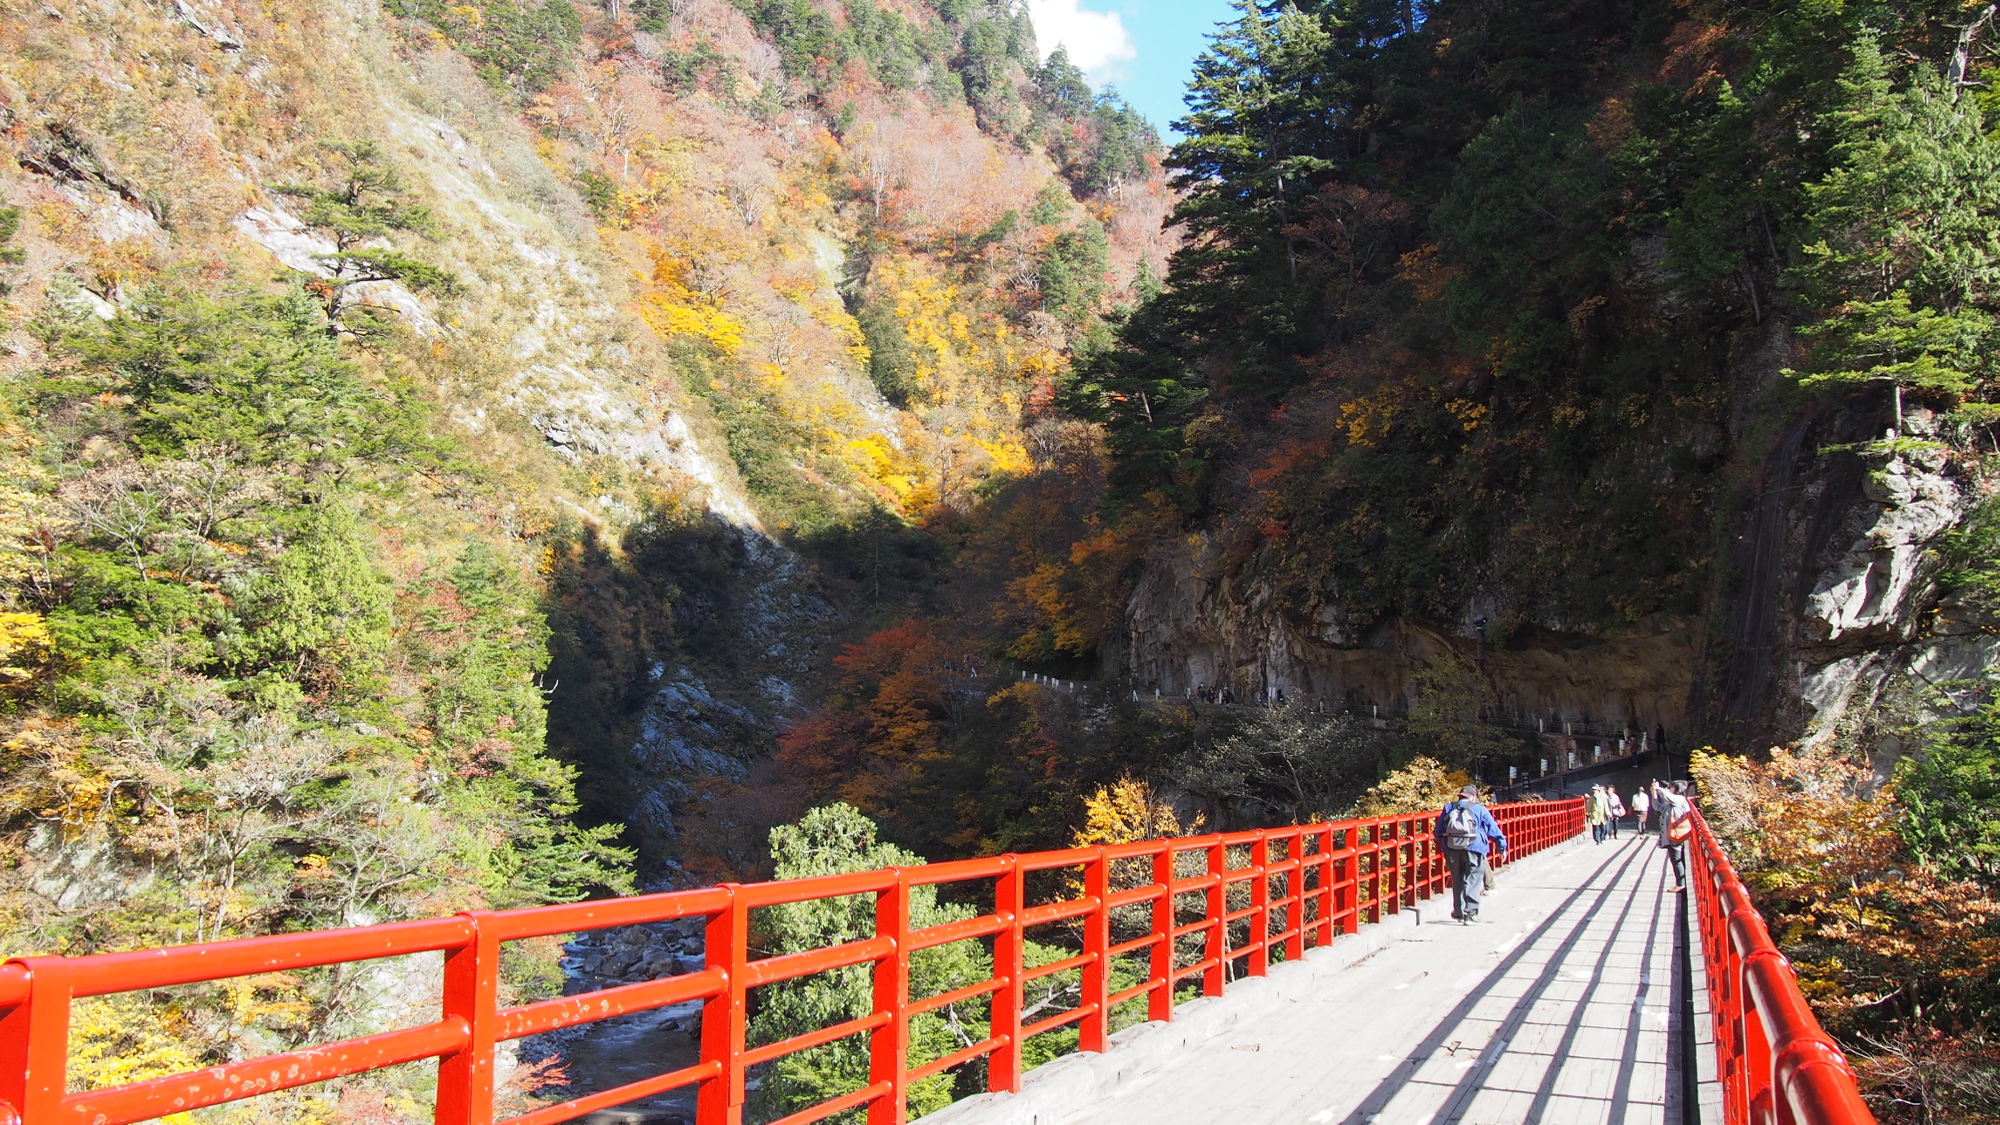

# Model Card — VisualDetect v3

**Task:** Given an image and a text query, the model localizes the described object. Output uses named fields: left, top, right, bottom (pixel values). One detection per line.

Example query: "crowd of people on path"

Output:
left=1584, top=780, right=1692, bottom=889
left=1585, top=784, right=1628, bottom=841
left=1435, top=776, right=1696, bottom=925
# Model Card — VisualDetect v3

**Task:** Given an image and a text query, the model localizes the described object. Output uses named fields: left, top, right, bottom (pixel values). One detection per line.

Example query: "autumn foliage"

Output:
left=776, top=621, right=961, bottom=823
left=1693, top=747, right=2000, bottom=1123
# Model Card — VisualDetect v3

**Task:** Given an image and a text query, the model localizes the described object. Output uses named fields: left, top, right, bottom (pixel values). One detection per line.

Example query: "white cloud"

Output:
left=1025, top=0, right=1138, bottom=79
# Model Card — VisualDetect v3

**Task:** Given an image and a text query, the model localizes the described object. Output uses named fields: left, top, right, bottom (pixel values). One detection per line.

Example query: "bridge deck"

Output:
left=928, top=833, right=1720, bottom=1125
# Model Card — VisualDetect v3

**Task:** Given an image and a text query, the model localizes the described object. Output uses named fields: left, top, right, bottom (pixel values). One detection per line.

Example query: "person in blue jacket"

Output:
left=1436, top=784, right=1509, bottom=924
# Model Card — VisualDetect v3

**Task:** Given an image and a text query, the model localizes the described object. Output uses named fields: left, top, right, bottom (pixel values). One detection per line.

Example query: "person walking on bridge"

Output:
left=1607, top=787, right=1626, bottom=838
left=1630, top=785, right=1651, bottom=831
left=1586, top=786, right=1609, bottom=843
left=1437, top=785, right=1508, bottom=924
left=1656, top=780, right=1692, bottom=892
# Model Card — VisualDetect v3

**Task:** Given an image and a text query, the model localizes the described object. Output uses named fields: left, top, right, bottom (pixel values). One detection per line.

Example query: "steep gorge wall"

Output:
left=1125, top=544, right=1695, bottom=731
left=0, top=0, right=845, bottom=887
left=4, top=0, right=1179, bottom=872
left=1124, top=384, right=1995, bottom=755
left=1711, top=402, right=1999, bottom=760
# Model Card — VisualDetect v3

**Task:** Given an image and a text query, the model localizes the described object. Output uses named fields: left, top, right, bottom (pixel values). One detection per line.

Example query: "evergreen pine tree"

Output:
left=1790, top=38, right=2000, bottom=398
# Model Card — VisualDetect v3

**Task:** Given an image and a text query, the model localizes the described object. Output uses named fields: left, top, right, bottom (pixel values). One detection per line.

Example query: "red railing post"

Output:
left=990, top=855, right=1025, bottom=1092
left=1203, top=839, right=1226, bottom=996
left=1367, top=821, right=1384, bottom=925
left=1725, top=879, right=1781, bottom=1125
left=1379, top=820, right=1397, bottom=916
left=1688, top=807, right=1875, bottom=1125
left=1248, top=833, right=1270, bottom=976
left=0, top=958, right=67, bottom=1125
left=1311, top=827, right=1335, bottom=948
left=1080, top=848, right=1110, bottom=1052
left=435, top=913, right=499, bottom=1125
left=1354, top=823, right=1369, bottom=927
left=1410, top=816, right=1422, bottom=903
left=698, top=888, right=747, bottom=1125
left=868, top=868, right=911, bottom=1125
left=1282, top=833, right=1305, bottom=962
left=1742, top=952, right=1778, bottom=1125
left=1149, top=847, right=1174, bottom=1023
left=1732, top=933, right=1756, bottom=1123
left=1414, top=816, right=1431, bottom=899
left=1400, top=817, right=1417, bottom=908
left=1691, top=838, right=1744, bottom=1125
left=1344, top=820, right=1360, bottom=932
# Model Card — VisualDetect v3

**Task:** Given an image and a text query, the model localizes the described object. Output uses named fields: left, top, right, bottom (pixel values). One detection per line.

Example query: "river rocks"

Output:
left=561, top=914, right=709, bottom=995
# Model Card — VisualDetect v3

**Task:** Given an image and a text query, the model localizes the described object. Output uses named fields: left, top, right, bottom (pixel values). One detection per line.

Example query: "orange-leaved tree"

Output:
left=774, top=622, right=962, bottom=835
left=1691, top=746, right=2000, bottom=1122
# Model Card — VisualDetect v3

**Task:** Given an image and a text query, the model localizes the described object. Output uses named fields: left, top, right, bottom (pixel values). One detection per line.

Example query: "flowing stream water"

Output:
left=534, top=1002, right=703, bottom=1124
left=526, top=918, right=710, bottom=1125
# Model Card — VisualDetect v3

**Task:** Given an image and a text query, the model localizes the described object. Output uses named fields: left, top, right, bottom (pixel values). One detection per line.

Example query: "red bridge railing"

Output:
left=1687, top=807, right=1876, bottom=1125
left=0, top=799, right=1581, bottom=1125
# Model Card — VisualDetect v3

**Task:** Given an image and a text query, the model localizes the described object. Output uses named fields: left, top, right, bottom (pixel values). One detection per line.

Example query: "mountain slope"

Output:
left=0, top=0, right=1171, bottom=1103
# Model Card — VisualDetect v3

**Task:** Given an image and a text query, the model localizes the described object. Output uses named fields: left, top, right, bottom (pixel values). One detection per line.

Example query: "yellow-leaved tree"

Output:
left=1073, top=776, right=1201, bottom=848
left=0, top=407, right=57, bottom=688
left=1357, top=757, right=1476, bottom=816
left=1073, top=777, right=1206, bottom=910
left=1689, top=744, right=2000, bottom=1120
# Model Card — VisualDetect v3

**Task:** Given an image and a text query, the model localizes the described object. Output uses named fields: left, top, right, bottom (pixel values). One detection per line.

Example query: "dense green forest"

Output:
left=1071, top=0, right=1998, bottom=633
left=1079, top=0, right=2000, bottom=1116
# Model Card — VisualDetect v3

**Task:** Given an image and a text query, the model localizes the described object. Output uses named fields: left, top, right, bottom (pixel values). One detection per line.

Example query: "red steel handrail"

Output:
left=1686, top=805, right=1877, bottom=1125
left=0, top=798, right=1584, bottom=1125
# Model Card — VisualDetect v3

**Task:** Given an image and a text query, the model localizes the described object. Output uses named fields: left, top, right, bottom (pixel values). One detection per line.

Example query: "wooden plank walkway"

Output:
left=943, top=832, right=1718, bottom=1125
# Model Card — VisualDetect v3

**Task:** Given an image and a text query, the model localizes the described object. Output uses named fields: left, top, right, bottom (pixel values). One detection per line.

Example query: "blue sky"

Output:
left=1023, top=0, right=1241, bottom=140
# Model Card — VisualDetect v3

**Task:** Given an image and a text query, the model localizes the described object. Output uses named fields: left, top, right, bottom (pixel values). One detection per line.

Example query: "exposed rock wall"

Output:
left=1125, top=404, right=1994, bottom=753
left=1714, top=404, right=2000, bottom=761
left=1125, top=543, right=1693, bottom=730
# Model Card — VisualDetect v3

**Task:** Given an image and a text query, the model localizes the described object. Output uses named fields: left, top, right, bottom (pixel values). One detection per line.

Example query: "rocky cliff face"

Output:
left=1125, top=542, right=1695, bottom=731
left=0, top=0, right=848, bottom=903
left=1712, top=403, right=1999, bottom=763
left=1125, top=395, right=1992, bottom=758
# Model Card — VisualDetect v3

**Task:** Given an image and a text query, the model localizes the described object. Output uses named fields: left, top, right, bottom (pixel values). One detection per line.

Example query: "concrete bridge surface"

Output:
left=922, top=834, right=1723, bottom=1125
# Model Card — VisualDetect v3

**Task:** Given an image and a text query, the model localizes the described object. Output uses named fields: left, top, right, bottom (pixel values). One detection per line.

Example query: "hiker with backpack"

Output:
left=1436, top=784, right=1508, bottom=924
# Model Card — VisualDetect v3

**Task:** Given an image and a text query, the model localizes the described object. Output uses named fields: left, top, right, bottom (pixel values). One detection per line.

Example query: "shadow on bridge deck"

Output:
left=922, top=836, right=1721, bottom=1125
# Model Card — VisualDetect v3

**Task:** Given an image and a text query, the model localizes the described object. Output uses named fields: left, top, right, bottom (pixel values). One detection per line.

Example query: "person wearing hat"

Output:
left=1436, top=784, right=1509, bottom=924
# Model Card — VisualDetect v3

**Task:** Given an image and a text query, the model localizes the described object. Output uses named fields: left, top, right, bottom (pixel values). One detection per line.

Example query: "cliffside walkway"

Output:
left=0, top=802, right=1874, bottom=1125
